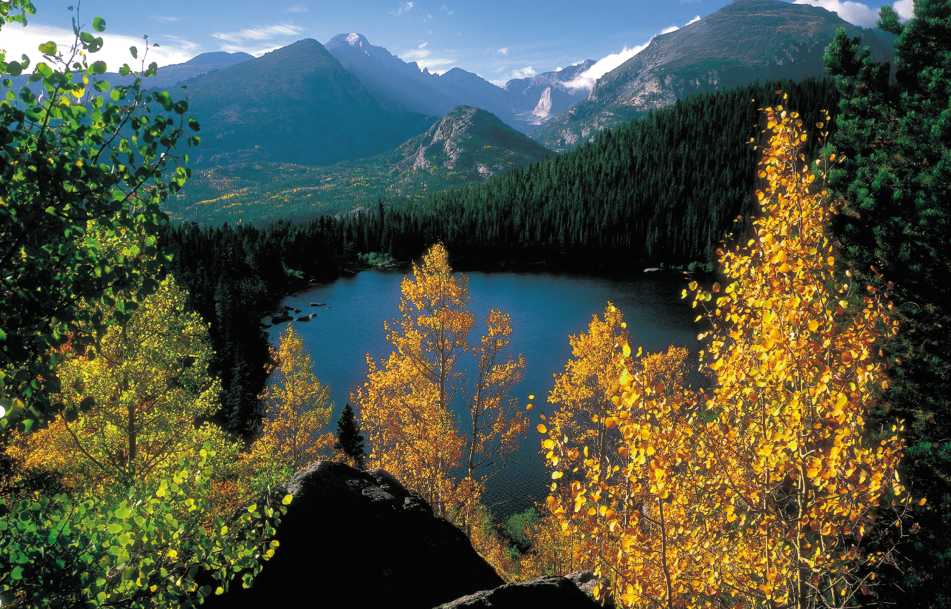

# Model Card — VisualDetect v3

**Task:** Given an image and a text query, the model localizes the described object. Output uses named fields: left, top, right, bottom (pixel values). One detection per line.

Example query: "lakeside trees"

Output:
left=160, top=81, right=841, bottom=443
left=353, top=244, right=526, bottom=522
left=352, top=244, right=526, bottom=571
left=245, top=325, right=334, bottom=487
left=533, top=102, right=908, bottom=608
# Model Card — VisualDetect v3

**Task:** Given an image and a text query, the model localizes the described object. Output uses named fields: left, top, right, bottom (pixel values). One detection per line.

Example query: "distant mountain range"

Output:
left=6, top=0, right=897, bottom=223
left=505, top=61, right=595, bottom=127
left=9, top=49, right=252, bottom=94
left=181, top=39, right=434, bottom=166
left=325, top=32, right=593, bottom=132
left=537, top=0, right=893, bottom=150
left=166, top=106, right=550, bottom=224
left=122, top=51, right=253, bottom=90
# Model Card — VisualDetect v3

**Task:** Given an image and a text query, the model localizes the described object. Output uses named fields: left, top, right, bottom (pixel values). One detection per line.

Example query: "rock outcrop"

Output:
left=207, top=461, right=503, bottom=608
left=434, top=576, right=601, bottom=609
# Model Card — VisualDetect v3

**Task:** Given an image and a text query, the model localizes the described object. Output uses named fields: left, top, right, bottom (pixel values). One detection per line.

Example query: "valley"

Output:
left=78, top=0, right=891, bottom=226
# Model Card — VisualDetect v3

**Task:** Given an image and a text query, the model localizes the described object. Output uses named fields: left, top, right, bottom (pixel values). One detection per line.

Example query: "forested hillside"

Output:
left=376, top=79, right=839, bottom=267
left=166, top=106, right=552, bottom=225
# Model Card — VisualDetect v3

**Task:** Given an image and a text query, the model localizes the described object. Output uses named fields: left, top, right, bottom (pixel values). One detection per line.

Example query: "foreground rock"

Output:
left=435, top=576, right=601, bottom=609
left=208, top=461, right=503, bottom=608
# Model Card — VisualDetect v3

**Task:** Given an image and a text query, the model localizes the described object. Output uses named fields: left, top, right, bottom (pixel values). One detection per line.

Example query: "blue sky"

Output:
left=3, top=0, right=911, bottom=85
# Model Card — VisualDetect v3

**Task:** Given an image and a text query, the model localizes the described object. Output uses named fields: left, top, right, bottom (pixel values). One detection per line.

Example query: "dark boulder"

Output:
left=434, top=575, right=601, bottom=609
left=566, top=572, right=601, bottom=604
left=207, top=461, right=503, bottom=609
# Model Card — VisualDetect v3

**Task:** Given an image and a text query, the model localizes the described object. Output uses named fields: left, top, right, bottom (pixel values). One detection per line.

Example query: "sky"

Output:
left=2, top=0, right=914, bottom=87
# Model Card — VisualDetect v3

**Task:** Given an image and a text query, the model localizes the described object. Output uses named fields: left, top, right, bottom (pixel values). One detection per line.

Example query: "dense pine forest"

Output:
left=373, top=79, right=838, bottom=266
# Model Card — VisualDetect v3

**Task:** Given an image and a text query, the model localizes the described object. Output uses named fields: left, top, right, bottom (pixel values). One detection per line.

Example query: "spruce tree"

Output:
left=335, top=403, right=366, bottom=470
left=825, top=3, right=951, bottom=607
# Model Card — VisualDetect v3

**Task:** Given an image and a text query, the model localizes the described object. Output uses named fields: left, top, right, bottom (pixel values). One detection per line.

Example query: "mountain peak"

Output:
left=328, top=32, right=371, bottom=49
left=538, top=0, right=893, bottom=150
left=257, top=38, right=339, bottom=69
left=185, top=51, right=253, bottom=66
left=397, top=105, right=550, bottom=176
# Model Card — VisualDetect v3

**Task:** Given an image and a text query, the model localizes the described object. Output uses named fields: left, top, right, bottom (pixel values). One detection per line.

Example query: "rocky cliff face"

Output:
left=207, top=461, right=503, bottom=608
left=434, top=576, right=601, bottom=609
left=394, top=106, right=552, bottom=180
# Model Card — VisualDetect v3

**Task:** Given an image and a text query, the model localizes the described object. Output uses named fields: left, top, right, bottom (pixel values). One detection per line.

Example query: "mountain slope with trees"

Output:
left=538, top=0, right=892, bottom=150
left=167, top=106, right=551, bottom=225
left=374, top=79, right=839, bottom=268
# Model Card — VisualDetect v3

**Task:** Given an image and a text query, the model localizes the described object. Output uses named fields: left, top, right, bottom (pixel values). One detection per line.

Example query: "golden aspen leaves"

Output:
left=532, top=101, right=905, bottom=609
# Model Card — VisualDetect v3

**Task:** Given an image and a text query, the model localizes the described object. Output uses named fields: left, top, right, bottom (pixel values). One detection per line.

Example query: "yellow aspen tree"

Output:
left=539, top=303, right=630, bottom=575
left=246, top=324, right=333, bottom=484
left=460, top=309, right=527, bottom=528
left=353, top=244, right=469, bottom=516
left=685, top=101, right=906, bottom=608
left=610, top=346, right=712, bottom=608
left=7, top=277, right=236, bottom=490
left=538, top=100, right=907, bottom=609
left=548, top=303, right=630, bottom=475
left=542, top=328, right=706, bottom=606
left=352, top=244, right=526, bottom=528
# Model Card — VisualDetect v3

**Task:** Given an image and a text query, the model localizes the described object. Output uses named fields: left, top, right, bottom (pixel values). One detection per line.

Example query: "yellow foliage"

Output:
left=540, top=104, right=906, bottom=609
left=352, top=243, right=525, bottom=529
left=519, top=511, right=582, bottom=579
left=244, top=324, right=333, bottom=485
left=7, top=277, right=237, bottom=491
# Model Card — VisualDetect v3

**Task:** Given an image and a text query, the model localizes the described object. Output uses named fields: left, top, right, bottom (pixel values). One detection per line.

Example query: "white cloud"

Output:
left=286, top=3, right=309, bottom=13
left=794, top=0, right=920, bottom=27
left=160, top=34, right=202, bottom=57
left=151, top=16, right=181, bottom=24
left=440, top=4, right=455, bottom=16
left=509, top=66, right=536, bottom=79
left=418, top=41, right=429, bottom=49
left=893, top=0, right=914, bottom=19
left=212, top=24, right=303, bottom=44
left=400, top=46, right=454, bottom=72
left=1, top=21, right=195, bottom=70
left=563, top=42, right=651, bottom=90
left=497, top=47, right=509, bottom=56
left=793, top=0, right=880, bottom=26
left=564, top=12, right=708, bottom=92
left=391, top=1, right=415, bottom=16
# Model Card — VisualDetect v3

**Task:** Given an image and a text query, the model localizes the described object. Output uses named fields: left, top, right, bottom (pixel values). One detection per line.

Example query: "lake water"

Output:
left=268, top=270, right=699, bottom=518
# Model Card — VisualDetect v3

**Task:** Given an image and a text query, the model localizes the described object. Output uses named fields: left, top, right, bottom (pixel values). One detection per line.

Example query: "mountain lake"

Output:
left=267, top=270, right=700, bottom=517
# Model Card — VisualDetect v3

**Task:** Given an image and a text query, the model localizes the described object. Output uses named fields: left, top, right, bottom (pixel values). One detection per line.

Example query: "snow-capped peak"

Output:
left=346, top=33, right=365, bottom=46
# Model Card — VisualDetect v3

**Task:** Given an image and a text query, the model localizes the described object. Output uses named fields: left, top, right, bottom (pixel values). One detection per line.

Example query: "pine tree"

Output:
left=335, top=403, right=366, bottom=470
left=825, top=4, right=951, bottom=606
